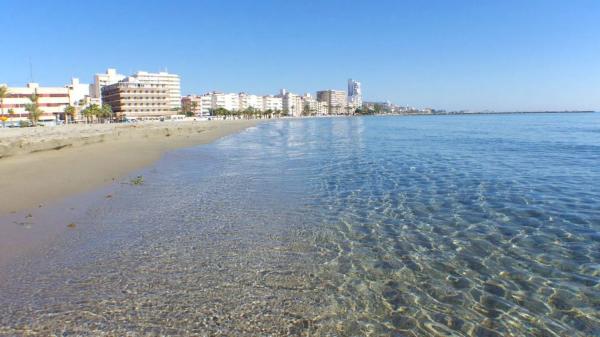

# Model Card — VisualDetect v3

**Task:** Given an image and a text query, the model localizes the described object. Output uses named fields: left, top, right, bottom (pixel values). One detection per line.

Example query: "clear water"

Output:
left=1, top=114, right=599, bottom=336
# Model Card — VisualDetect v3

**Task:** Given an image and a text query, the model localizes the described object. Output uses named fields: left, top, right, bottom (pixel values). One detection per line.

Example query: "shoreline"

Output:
left=0, top=120, right=260, bottom=215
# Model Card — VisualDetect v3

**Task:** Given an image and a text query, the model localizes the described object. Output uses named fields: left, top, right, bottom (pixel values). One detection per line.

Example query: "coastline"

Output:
left=0, top=119, right=260, bottom=215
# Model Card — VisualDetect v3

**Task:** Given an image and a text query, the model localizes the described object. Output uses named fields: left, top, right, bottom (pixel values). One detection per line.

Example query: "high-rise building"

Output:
left=101, top=77, right=170, bottom=120
left=347, top=79, right=362, bottom=108
left=91, top=68, right=125, bottom=101
left=132, top=71, right=181, bottom=111
left=316, top=89, right=347, bottom=114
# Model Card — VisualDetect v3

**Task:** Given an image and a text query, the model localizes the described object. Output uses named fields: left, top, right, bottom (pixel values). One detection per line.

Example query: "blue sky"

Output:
left=1, top=0, right=599, bottom=111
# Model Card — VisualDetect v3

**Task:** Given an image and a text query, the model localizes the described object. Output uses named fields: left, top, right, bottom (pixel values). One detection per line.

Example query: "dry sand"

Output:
left=0, top=119, right=260, bottom=215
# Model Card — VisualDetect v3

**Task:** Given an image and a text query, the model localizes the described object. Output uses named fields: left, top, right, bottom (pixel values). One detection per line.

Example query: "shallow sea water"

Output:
left=1, top=114, right=599, bottom=336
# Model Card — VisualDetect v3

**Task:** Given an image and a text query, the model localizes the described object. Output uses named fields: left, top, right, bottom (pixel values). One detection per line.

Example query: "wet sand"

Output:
left=0, top=120, right=259, bottom=268
left=0, top=120, right=259, bottom=215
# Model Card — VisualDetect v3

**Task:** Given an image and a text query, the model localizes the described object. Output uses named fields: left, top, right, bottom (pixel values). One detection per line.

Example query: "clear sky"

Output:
left=1, top=0, right=599, bottom=111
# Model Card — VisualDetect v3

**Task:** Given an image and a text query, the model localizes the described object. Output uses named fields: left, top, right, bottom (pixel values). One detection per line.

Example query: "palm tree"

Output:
left=190, top=101, right=198, bottom=117
left=0, top=85, right=8, bottom=119
left=5, top=108, right=15, bottom=127
left=81, top=106, right=91, bottom=123
left=25, top=93, right=43, bottom=126
left=242, top=107, right=252, bottom=119
left=24, top=103, right=42, bottom=126
left=213, top=107, right=227, bottom=119
left=64, top=105, right=76, bottom=124
left=30, top=92, right=39, bottom=104
left=82, top=104, right=101, bottom=124
left=100, top=104, right=113, bottom=123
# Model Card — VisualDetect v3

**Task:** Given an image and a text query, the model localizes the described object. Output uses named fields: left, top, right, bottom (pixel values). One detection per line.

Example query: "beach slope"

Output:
left=0, top=120, right=259, bottom=215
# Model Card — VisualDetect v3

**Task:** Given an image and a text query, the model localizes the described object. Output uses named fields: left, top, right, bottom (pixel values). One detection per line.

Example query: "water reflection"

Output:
left=1, top=114, right=599, bottom=336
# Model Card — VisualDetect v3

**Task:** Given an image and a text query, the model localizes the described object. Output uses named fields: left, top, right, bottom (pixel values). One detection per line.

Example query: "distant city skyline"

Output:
left=1, top=0, right=599, bottom=112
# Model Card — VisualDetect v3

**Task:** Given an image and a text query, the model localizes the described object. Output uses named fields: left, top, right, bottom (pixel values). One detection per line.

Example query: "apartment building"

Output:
left=0, top=83, right=70, bottom=124
left=317, top=90, right=347, bottom=114
left=132, top=71, right=181, bottom=110
left=282, top=92, right=303, bottom=117
left=181, top=94, right=215, bottom=116
left=208, top=92, right=239, bottom=111
left=66, top=78, right=92, bottom=106
left=239, top=93, right=263, bottom=111
left=181, top=95, right=202, bottom=115
left=91, top=68, right=125, bottom=101
left=262, top=95, right=283, bottom=111
left=101, top=77, right=170, bottom=120
left=199, top=95, right=212, bottom=115
left=302, top=94, right=328, bottom=115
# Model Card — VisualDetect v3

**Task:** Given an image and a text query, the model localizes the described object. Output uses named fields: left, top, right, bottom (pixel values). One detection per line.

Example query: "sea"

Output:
left=1, top=113, right=599, bottom=336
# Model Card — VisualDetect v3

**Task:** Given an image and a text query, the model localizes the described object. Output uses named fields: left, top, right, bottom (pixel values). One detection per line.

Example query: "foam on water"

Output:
left=1, top=114, right=599, bottom=336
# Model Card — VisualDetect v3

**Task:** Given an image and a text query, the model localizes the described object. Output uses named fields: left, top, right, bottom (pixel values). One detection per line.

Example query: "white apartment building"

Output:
left=199, top=95, right=212, bottom=115
left=91, top=68, right=125, bottom=101
left=262, top=95, right=283, bottom=111
left=0, top=83, right=70, bottom=124
left=239, top=93, right=263, bottom=111
left=282, top=92, right=303, bottom=117
left=210, top=92, right=240, bottom=111
left=132, top=71, right=181, bottom=111
left=65, top=78, right=91, bottom=105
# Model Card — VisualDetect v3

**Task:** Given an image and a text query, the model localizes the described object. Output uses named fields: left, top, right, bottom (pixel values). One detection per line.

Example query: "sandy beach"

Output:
left=0, top=119, right=259, bottom=215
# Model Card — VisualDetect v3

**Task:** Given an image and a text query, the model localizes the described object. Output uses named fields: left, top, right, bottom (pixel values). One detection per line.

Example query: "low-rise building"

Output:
left=101, top=77, right=170, bottom=120
left=0, top=83, right=70, bottom=125
left=181, top=95, right=202, bottom=115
